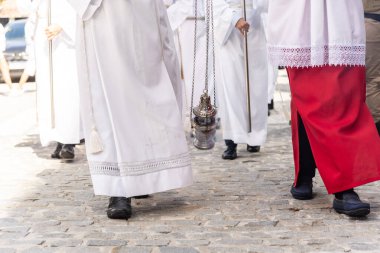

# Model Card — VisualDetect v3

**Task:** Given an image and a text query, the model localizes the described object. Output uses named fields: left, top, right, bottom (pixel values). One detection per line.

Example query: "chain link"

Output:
left=190, top=0, right=217, bottom=128
left=190, top=0, right=199, bottom=130
left=204, top=0, right=210, bottom=92
left=210, top=0, right=217, bottom=108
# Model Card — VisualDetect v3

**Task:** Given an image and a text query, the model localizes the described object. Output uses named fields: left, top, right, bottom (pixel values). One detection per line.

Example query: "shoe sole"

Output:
left=291, top=193, right=313, bottom=200
left=107, top=209, right=132, bottom=220
left=290, top=189, right=313, bottom=200
left=222, top=156, right=237, bottom=160
left=60, top=151, right=75, bottom=160
left=334, top=207, right=370, bottom=217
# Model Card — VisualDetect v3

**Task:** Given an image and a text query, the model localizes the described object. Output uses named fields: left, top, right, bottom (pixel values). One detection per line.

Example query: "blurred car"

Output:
left=1, top=19, right=28, bottom=82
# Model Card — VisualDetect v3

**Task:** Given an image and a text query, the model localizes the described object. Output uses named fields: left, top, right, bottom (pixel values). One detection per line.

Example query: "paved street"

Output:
left=0, top=72, right=379, bottom=253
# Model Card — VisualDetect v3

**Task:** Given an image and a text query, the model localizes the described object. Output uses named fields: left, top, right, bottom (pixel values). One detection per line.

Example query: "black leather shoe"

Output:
left=107, top=197, right=132, bottom=219
left=333, top=190, right=370, bottom=217
left=222, top=147, right=237, bottom=160
left=51, top=143, right=63, bottom=159
left=290, top=181, right=313, bottom=200
left=247, top=145, right=260, bottom=153
left=60, top=144, right=75, bottom=160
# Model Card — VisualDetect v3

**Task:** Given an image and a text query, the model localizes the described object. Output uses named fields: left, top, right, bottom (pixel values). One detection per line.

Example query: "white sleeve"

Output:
left=54, top=1, right=77, bottom=46
left=213, top=0, right=239, bottom=45
left=167, top=0, right=193, bottom=31
left=66, top=0, right=102, bottom=21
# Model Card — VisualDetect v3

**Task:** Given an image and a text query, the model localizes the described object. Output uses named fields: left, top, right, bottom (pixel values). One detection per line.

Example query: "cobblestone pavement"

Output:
left=0, top=73, right=380, bottom=253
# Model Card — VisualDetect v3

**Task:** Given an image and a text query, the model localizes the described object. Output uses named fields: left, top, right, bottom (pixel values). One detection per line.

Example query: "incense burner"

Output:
left=192, top=90, right=217, bottom=150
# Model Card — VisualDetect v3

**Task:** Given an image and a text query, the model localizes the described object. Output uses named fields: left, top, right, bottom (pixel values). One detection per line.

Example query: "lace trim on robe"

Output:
left=89, top=152, right=191, bottom=177
left=268, top=44, right=366, bottom=67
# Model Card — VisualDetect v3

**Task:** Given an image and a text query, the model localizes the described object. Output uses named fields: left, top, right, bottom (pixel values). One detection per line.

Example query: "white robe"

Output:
left=267, top=0, right=366, bottom=67
left=214, top=0, right=269, bottom=146
left=33, top=0, right=81, bottom=146
left=167, top=0, right=213, bottom=119
left=68, top=0, right=193, bottom=198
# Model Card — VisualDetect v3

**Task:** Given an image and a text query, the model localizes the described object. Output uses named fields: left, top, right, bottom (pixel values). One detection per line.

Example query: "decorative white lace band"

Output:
left=89, top=152, right=191, bottom=177
left=268, top=44, right=366, bottom=68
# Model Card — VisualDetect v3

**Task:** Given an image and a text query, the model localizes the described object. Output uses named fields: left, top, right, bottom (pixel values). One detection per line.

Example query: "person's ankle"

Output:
left=334, top=188, right=354, bottom=200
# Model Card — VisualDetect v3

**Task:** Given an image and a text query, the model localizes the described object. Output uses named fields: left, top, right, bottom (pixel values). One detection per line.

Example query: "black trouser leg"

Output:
left=298, top=115, right=316, bottom=183
left=225, top=139, right=237, bottom=149
left=376, top=121, right=380, bottom=136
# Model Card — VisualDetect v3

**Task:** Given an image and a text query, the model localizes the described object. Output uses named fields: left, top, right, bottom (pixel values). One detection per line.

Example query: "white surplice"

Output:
left=267, top=0, right=366, bottom=67
left=213, top=0, right=269, bottom=146
left=33, top=0, right=81, bottom=146
left=68, top=0, right=193, bottom=198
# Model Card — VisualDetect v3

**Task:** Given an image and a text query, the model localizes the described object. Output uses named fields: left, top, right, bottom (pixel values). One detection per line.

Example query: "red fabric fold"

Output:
left=287, top=66, right=380, bottom=194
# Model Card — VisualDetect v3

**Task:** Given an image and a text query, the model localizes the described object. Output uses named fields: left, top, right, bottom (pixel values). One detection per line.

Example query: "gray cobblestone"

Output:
left=159, top=247, right=199, bottom=253
left=1, top=79, right=380, bottom=252
left=0, top=248, right=16, bottom=253
left=46, top=239, right=83, bottom=247
left=112, top=247, right=152, bottom=253
left=134, top=240, right=170, bottom=247
left=86, top=240, right=127, bottom=247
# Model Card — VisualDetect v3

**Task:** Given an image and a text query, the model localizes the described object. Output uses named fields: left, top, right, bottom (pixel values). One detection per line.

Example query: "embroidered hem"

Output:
left=89, top=152, right=191, bottom=177
left=268, top=44, right=365, bottom=67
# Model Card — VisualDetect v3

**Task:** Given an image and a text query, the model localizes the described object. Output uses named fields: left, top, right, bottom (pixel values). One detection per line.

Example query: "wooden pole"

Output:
left=242, top=0, right=252, bottom=133
left=48, top=0, right=55, bottom=128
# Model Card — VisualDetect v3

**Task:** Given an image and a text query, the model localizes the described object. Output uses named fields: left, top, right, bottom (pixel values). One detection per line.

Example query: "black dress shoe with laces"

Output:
left=107, top=197, right=132, bottom=219
left=247, top=145, right=260, bottom=153
left=222, top=140, right=237, bottom=160
left=51, top=143, right=63, bottom=159
left=222, top=147, right=237, bottom=160
left=60, top=144, right=75, bottom=160
left=290, top=181, right=313, bottom=200
left=333, top=190, right=370, bottom=217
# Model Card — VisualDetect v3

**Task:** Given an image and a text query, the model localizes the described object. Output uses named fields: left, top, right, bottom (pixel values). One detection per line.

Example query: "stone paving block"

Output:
left=112, top=247, right=152, bottom=253
left=159, top=247, right=200, bottom=253
left=349, top=242, right=380, bottom=251
left=86, top=240, right=127, bottom=247
left=169, top=239, right=210, bottom=247
left=46, top=239, right=83, bottom=247
left=20, top=247, right=54, bottom=253
left=0, top=226, right=30, bottom=234
left=134, top=240, right=171, bottom=247
left=1, top=239, right=45, bottom=246
left=0, top=232, right=29, bottom=239
left=0, top=248, right=16, bottom=253
left=55, top=247, right=112, bottom=253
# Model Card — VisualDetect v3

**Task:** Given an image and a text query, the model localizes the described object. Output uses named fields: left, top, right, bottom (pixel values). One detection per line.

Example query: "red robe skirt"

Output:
left=287, top=66, right=380, bottom=194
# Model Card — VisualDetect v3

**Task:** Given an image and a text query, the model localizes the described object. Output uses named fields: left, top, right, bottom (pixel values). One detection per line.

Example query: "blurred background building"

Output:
left=0, top=0, right=29, bottom=82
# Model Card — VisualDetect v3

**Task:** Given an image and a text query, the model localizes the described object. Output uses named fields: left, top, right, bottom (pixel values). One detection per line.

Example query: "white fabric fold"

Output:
left=267, top=0, right=366, bottom=67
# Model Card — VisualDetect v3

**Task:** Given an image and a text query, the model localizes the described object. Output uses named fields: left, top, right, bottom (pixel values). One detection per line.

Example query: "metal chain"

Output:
left=210, top=0, right=217, bottom=108
left=190, top=0, right=217, bottom=124
left=204, top=0, right=210, bottom=92
left=190, top=0, right=198, bottom=129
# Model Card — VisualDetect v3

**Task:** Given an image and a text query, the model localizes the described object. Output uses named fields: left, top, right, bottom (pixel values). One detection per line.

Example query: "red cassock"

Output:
left=287, top=66, right=380, bottom=194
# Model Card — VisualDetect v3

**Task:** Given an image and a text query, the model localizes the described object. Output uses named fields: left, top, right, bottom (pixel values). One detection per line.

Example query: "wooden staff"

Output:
left=242, top=0, right=252, bottom=132
left=48, top=0, right=55, bottom=128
